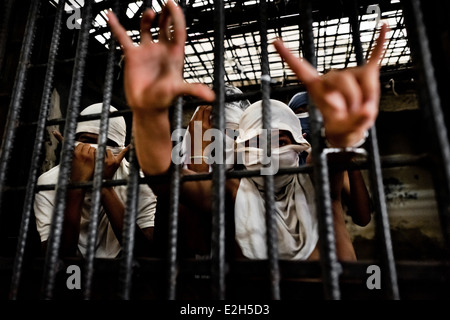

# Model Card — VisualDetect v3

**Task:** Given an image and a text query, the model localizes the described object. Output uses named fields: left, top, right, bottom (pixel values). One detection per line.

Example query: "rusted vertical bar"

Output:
left=0, top=0, right=13, bottom=76
left=9, top=0, right=66, bottom=300
left=347, top=0, right=400, bottom=300
left=83, top=0, right=120, bottom=301
left=211, top=0, right=226, bottom=300
left=0, top=0, right=41, bottom=220
left=403, top=0, right=450, bottom=262
left=117, top=0, right=155, bottom=302
left=260, top=0, right=280, bottom=300
left=41, top=0, right=94, bottom=300
left=300, top=0, right=341, bottom=300
left=166, top=0, right=185, bottom=301
left=118, top=136, right=141, bottom=300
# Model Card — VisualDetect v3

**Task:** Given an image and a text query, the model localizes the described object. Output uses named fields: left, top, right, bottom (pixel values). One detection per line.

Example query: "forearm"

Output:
left=132, top=109, right=173, bottom=176
left=347, top=170, right=371, bottom=203
left=61, top=189, right=85, bottom=256
left=347, top=170, right=373, bottom=225
left=187, top=159, right=210, bottom=173
left=101, top=187, right=126, bottom=243
left=101, top=187, right=155, bottom=252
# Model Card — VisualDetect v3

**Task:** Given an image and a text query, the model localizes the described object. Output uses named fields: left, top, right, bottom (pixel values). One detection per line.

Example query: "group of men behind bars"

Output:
left=33, top=1, right=386, bottom=262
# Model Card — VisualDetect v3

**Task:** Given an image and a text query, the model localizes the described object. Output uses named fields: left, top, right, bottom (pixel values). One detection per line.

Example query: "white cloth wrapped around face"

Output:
left=75, top=103, right=127, bottom=147
left=234, top=169, right=318, bottom=260
left=33, top=160, right=157, bottom=258
left=33, top=103, right=157, bottom=259
left=73, top=142, right=125, bottom=156
left=233, top=99, right=318, bottom=260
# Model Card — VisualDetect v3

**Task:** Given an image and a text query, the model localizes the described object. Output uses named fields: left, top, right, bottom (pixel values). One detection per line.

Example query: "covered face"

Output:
left=233, top=100, right=319, bottom=260
left=236, top=99, right=310, bottom=169
left=236, top=99, right=310, bottom=147
left=75, top=103, right=127, bottom=148
left=288, top=91, right=309, bottom=114
left=235, top=99, right=311, bottom=191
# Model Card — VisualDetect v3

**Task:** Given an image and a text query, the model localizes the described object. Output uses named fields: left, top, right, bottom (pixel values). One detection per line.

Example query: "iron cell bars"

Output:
left=0, top=0, right=449, bottom=300
left=50, top=1, right=412, bottom=87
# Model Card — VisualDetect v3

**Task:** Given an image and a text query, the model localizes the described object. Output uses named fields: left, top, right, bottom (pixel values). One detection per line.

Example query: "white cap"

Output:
left=76, top=103, right=127, bottom=147
left=236, top=99, right=310, bottom=150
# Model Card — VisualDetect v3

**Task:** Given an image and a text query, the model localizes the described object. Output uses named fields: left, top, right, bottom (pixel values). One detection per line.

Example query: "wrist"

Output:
left=101, top=186, right=114, bottom=195
left=323, top=129, right=368, bottom=149
left=132, top=106, right=168, bottom=120
left=189, top=155, right=209, bottom=164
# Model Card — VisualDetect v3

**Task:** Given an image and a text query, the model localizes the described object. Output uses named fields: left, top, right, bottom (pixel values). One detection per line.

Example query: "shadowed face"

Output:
left=244, top=130, right=295, bottom=148
left=75, top=132, right=119, bottom=147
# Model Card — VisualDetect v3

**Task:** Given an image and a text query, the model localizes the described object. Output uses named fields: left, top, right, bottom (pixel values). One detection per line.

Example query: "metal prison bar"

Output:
left=299, top=0, right=342, bottom=300
left=40, top=0, right=94, bottom=299
left=1, top=0, right=450, bottom=301
left=347, top=0, right=399, bottom=300
left=211, top=0, right=227, bottom=300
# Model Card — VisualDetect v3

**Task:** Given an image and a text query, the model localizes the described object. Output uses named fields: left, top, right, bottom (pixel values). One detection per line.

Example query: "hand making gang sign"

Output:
left=106, top=0, right=387, bottom=175
left=273, top=24, right=388, bottom=148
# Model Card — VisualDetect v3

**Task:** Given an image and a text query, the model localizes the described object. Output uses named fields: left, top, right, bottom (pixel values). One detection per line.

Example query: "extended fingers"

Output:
left=140, top=8, right=155, bottom=45
left=74, top=142, right=96, bottom=157
left=180, top=82, right=216, bottom=104
left=165, top=0, right=186, bottom=47
left=116, top=145, right=130, bottom=163
left=159, top=0, right=186, bottom=47
left=367, top=23, right=388, bottom=68
left=52, top=130, right=64, bottom=144
left=273, top=38, right=319, bottom=86
left=158, top=5, right=172, bottom=43
left=107, top=11, right=135, bottom=51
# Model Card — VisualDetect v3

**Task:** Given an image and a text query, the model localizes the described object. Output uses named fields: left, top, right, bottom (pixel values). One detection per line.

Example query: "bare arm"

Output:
left=107, top=2, right=215, bottom=177
left=100, top=186, right=155, bottom=255
left=99, top=147, right=130, bottom=243
left=342, top=170, right=373, bottom=226
left=101, top=147, right=156, bottom=255
left=61, top=143, right=96, bottom=256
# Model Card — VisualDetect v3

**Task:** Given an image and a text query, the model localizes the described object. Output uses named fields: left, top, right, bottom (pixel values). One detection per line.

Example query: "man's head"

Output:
left=75, top=103, right=127, bottom=147
left=235, top=99, right=311, bottom=175
left=224, top=85, right=251, bottom=132
left=236, top=99, right=310, bottom=149
left=288, top=91, right=309, bottom=114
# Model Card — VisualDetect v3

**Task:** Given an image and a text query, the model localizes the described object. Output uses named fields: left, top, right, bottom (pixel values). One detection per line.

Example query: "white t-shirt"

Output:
left=34, top=160, right=157, bottom=258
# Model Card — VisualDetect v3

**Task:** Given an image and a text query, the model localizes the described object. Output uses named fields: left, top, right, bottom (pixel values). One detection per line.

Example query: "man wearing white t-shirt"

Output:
left=34, top=103, right=157, bottom=258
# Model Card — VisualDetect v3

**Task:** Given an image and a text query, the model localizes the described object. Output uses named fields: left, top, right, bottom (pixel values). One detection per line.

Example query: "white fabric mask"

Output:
left=236, top=99, right=310, bottom=150
left=233, top=99, right=318, bottom=260
left=243, top=145, right=302, bottom=192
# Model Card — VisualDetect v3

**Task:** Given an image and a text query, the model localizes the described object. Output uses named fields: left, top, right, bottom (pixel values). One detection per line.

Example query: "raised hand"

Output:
left=274, top=24, right=388, bottom=148
left=107, top=0, right=215, bottom=114
left=71, top=143, right=96, bottom=183
left=103, top=146, right=130, bottom=180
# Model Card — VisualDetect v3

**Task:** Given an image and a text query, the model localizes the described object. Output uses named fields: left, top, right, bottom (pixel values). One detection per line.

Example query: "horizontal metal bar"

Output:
left=2, top=257, right=449, bottom=283
left=1, top=153, right=431, bottom=194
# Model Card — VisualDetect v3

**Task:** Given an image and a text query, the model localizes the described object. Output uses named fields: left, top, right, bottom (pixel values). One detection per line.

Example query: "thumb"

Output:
left=116, top=145, right=131, bottom=162
left=180, top=83, right=216, bottom=104
left=52, top=130, right=64, bottom=144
